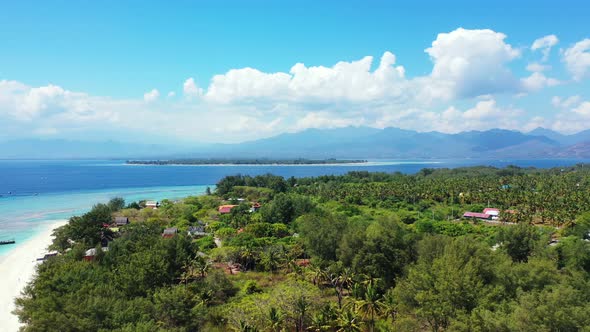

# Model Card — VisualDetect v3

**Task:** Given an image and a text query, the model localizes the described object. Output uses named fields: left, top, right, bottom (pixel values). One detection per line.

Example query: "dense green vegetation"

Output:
left=15, top=165, right=590, bottom=331
left=126, top=158, right=367, bottom=165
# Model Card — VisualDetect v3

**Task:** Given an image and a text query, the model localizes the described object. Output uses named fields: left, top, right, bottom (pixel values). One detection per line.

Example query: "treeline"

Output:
left=126, top=158, right=367, bottom=166
left=15, top=165, right=590, bottom=331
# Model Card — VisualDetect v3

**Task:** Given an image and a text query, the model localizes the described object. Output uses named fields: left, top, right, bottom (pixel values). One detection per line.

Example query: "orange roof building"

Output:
left=218, top=205, right=238, bottom=214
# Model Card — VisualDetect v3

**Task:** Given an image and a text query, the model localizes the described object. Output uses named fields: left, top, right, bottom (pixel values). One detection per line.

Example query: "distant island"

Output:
left=126, top=158, right=368, bottom=165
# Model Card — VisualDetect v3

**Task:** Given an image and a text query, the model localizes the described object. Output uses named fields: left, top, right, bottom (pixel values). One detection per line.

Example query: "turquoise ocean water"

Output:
left=0, top=185, right=208, bottom=255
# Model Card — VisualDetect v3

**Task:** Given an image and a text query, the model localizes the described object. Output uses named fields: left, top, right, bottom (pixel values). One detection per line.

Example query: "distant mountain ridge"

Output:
left=1, top=127, right=590, bottom=159
left=211, top=127, right=590, bottom=159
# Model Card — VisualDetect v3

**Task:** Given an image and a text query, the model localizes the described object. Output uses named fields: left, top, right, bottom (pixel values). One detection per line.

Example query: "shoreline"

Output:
left=0, top=220, right=68, bottom=332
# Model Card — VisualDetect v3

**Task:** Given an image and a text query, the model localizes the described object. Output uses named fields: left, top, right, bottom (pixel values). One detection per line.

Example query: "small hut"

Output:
left=114, top=216, right=129, bottom=226
left=146, top=201, right=159, bottom=209
left=162, top=227, right=178, bottom=238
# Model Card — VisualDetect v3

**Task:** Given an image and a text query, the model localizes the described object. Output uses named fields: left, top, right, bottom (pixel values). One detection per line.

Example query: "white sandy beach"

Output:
left=0, top=220, right=67, bottom=332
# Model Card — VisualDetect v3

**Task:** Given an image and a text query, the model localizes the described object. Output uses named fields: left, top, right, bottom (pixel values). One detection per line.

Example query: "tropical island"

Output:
left=126, top=158, right=368, bottom=165
left=15, top=165, right=590, bottom=331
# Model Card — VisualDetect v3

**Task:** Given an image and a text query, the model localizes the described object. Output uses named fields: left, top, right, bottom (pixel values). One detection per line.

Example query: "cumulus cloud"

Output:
left=572, top=101, right=590, bottom=116
left=552, top=95, right=581, bottom=108
left=552, top=100, right=590, bottom=133
left=143, top=89, right=160, bottom=102
left=425, top=28, right=521, bottom=97
left=371, top=98, right=524, bottom=134
left=2, top=28, right=587, bottom=142
left=293, top=112, right=366, bottom=131
left=205, top=51, right=406, bottom=104
left=203, top=29, right=543, bottom=107
left=521, top=72, right=560, bottom=91
left=183, top=78, right=203, bottom=98
left=531, top=34, right=559, bottom=61
left=523, top=116, right=549, bottom=132
left=433, top=99, right=522, bottom=133
left=0, top=80, right=97, bottom=121
left=563, top=39, right=590, bottom=81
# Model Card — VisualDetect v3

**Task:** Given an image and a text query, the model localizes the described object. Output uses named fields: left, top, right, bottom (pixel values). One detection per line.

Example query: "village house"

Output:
left=483, top=208, right=500, bottom=216
left=463, top=207, right=515, bottom=221
left=218, top=204, right=238, bottom=214
left=188, top=221, right=207, bottom=236
left=462, top=211, right=492, bottom=220
left=145, top=201, right=159, bottom=209
left=162, top=227, right=178, bottom=238
left=114, top=216, right=129, bottom=226
left=83, top=247, right=108, bottom=261
left=188, top=226, right=208, bottom=237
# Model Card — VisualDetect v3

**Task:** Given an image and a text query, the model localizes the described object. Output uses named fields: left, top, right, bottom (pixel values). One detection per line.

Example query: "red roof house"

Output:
left=463, top=212, right=492, bottom=219
left=483, top=208, right=500, bottom=216
left=218, top=205, right=238, bottom=214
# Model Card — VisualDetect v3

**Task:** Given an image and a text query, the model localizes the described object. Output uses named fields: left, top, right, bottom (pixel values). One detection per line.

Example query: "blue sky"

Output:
left=1, top=0, right=589, bottom=143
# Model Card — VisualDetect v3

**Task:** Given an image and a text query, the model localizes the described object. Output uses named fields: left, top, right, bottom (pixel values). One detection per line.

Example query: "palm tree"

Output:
left=267, top=307, right=283, bottom=332
left=378, top=289, right=398, bottom=323
left=261, top=246, right=284, bottom=274
left=309, top=265, right=325, bottom=287
left=193, top=255, right=211, bottom=278
left=356, top=285, right=381, bottom=332
left=240, top=246, right=257, bottom=270
left=337, top=309, right=361, bottom=332
left=308, top=312, right=331, bottom=332
left=294, top=295, right=311, bottom=332
left=179, top=259, right=197, bottom=287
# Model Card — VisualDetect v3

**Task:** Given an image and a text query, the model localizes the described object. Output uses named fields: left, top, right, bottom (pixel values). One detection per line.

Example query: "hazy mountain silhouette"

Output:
left=2, top=127, right=590, bottom=159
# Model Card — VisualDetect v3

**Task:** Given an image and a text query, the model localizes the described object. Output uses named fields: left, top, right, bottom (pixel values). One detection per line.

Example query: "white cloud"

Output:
left=0, top=80, right=95, bottom=121
left=293, top=112, right=365, bottom=131
left=563, top=38, right=590, bottom=81
left=2, top=28, right=588, bottom=142
left=372, top=98, right=524, bottom=134
left=205, top=51, right=406, bottom=104
left=531, top=34, right=559, bottom=61
left=572, top=101, right=590, bottom=116
left=183, top=78, right=203, bottom=98
left=197, top=28, right=551, bottom=108
left=463, top=99, right=507, bottom=119
left=425, top=28, right=521, bottom=97
left=552, top=95, right=581, bottom=108
left=552, top=100, right=590, bottom=134
left=521, top=72, right=560, bottom=91
left=526, top=62, right=551, bottom=72
left=143, top=89, right=160, bottom=103
left=212, top=116, right=283, bottom=135
left=523, top=116, right=548, bottom=132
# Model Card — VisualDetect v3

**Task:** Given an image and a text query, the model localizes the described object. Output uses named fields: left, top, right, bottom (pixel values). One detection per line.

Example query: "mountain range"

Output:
left=1, top=127, right=590, bottom=159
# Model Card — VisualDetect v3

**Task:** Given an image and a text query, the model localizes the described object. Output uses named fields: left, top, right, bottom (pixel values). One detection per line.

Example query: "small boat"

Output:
left=0, top=239, right=16, bottom=245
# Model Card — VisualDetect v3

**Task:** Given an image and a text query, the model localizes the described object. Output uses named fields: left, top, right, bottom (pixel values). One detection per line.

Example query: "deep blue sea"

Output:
left=1, top=158, right=589, bottom=255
